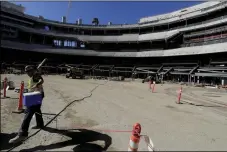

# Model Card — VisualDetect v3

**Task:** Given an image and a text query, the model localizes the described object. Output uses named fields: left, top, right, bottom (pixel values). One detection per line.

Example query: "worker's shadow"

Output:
left=0, top=132, right=20, bottom=151
left=19, top=126, right=112, bottom=152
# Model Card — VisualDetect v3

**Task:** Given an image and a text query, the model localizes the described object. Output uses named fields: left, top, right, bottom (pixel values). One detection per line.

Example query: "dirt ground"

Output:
left=1, top=74, right=227, bottom=151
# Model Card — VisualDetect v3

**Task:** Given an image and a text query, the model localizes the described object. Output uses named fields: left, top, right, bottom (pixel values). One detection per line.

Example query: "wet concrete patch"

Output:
left=65, top=111, right=75, bottom=119
left=137, top=96, right=144, bottom=100
left=165, top=105, right=193, bottom=114
left=70, top=117, right=99, bottom=128
left=63, top=111, right=99, bottom=129
left=166, top=105, right=175, bottom=109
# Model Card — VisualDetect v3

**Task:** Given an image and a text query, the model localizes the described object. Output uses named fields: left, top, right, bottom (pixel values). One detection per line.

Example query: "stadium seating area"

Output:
left=1, top=1, right=227, bottom=80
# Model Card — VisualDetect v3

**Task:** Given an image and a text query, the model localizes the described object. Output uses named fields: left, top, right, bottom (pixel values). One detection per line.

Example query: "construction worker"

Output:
left=9, top=65, right=45, bottom=144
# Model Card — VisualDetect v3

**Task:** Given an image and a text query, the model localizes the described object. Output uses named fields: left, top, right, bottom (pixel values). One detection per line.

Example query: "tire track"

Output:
left=184, top=88, right=227, bottom=107
left=164, top=87, right=227, bottom=117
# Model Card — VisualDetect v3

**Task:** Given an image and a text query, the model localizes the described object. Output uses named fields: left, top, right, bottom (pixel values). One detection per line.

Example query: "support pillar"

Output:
left=29, top=34, right=32, bottom=43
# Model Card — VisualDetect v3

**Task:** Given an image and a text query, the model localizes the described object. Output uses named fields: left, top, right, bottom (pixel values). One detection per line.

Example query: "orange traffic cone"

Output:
left=12, top=81, right=25, bottom=114
left=128, top=123, right=141, bottom=151
left=177, top=86, right=182, bottom=104
left=1, top=77, right=8, bottom=99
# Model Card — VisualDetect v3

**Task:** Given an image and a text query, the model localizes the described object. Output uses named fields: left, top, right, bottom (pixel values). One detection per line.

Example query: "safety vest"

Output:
left=28, top=77, right=44, bottom=93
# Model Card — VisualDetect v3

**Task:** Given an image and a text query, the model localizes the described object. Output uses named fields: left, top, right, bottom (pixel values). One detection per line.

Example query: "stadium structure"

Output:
left=1, top=1, right=227, bottom=84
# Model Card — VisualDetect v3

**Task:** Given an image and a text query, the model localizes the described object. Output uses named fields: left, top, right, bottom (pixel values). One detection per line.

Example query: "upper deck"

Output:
left=1, top=1, right=227, bottom=30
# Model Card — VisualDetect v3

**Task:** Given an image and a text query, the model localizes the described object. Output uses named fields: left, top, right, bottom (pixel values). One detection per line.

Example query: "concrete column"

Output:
left=61, top=40, right=64, bottom=47
left=221, top=71, right=225, bottom=85
left=30, top=34, right=32, bottom=43
left=197, top=76, right=200, bottom=84
left=193, top=75, right=195, bottom=84
left=197, top=71, right=200, bottom=84
left=43, top=36, right=45, bottom=45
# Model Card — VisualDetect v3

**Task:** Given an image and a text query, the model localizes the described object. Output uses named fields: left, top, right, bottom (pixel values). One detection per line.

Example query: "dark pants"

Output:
left=18, top=104, right=44, bottom=137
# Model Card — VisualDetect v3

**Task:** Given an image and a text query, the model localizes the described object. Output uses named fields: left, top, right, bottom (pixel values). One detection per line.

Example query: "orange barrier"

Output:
left=177, top=86, right=182, bottom=104
left=13, top=81, right=24, bottom=114
left=3, top=77, right=7, bottom=98
left=152, top=81, right=155, bottom=93
left=128, top=123, right=141, bottom=151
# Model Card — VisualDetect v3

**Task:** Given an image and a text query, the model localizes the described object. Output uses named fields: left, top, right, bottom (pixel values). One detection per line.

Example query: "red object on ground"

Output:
left=128, top=123, right=141, bottom=151
left=177, top=86, right=182, bottom=104
left=18, top=81, right=24, bottom=110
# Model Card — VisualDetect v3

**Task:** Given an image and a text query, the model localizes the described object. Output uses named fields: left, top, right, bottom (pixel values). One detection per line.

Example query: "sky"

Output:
left=14, top=1, right=203, bottom=25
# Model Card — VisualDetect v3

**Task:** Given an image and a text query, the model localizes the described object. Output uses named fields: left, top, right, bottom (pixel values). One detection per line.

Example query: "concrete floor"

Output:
left=1, top=74, right=227, bottom=151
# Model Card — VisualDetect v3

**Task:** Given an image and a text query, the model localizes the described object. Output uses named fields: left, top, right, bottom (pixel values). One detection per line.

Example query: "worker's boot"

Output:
left=9, top=135, right=27, bottom=144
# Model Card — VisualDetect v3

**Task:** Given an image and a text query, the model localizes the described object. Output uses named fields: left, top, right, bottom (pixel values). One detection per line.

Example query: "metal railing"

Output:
left=171, top=15, right=227, bottom=31
left=201, top=1, right=227, bottom=12
left=182, top=37, right=227, bottom=47
left=184, top=25, right=227, bottom=38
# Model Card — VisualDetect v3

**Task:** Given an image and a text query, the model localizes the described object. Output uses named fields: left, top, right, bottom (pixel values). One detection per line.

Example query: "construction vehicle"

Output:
left=65, top=65, right=85, bottom=79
